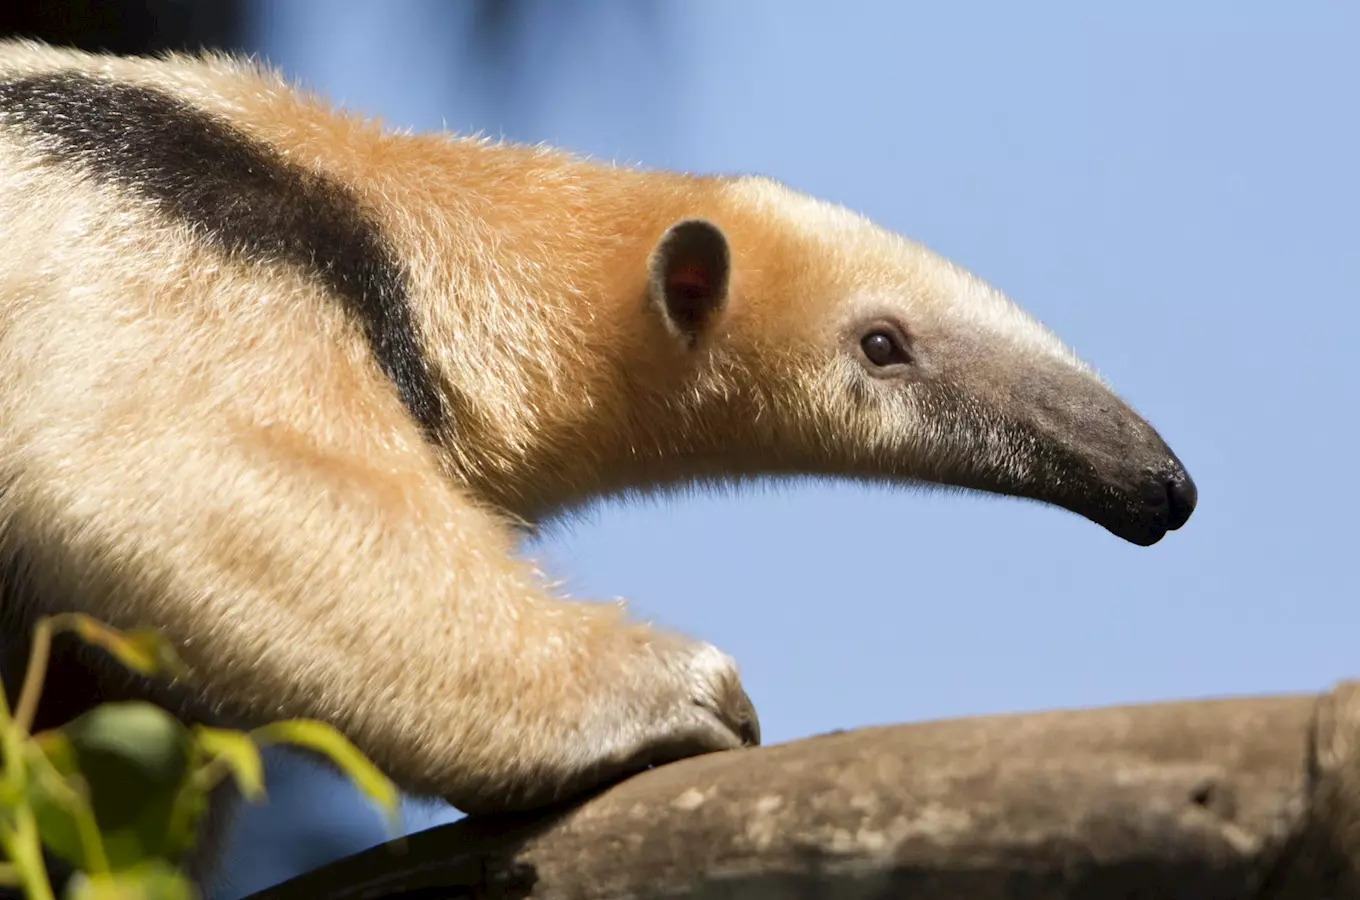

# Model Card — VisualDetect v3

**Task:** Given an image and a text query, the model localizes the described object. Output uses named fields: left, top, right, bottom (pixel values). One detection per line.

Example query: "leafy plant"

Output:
left=0, top=614, right=400, bottom=899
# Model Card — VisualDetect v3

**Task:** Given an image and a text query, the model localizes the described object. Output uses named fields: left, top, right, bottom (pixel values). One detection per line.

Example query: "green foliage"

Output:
left=249, top=722, right=401, bottom=833
left=0, top=614, right=401, bottom=899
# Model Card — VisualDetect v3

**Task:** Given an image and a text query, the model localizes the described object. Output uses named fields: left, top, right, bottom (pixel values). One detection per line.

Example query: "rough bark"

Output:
left=249, top=681, right=1360, bottom=899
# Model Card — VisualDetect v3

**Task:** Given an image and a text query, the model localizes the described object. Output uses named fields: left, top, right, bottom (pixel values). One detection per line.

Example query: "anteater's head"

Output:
left=630, top=176, right=1194, bottom=546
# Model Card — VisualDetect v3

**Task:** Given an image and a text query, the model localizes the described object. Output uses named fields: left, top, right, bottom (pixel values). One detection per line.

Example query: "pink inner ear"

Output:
left=667, top=262, right=711, bottom=299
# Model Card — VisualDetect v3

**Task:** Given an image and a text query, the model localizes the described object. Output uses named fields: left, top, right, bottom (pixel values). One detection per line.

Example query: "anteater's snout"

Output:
left=1136, top=459, right=1196, bottom=537
left=1163, top=466, right=1197, bottom=531
left=1059, top=414, right=1198, bottom=547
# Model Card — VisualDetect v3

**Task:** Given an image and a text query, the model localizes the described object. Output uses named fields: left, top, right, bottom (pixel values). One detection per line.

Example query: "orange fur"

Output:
left=0, top=38, right=1193, bottom=881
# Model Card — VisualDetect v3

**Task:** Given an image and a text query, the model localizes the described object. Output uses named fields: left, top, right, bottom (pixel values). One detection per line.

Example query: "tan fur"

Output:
left=0, top=41, right=766, bottom=813
left=0, top=37, right=1193, bottom=867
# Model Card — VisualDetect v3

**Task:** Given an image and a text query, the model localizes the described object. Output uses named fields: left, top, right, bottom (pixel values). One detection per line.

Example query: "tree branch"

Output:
left=250, top=681, right=1360, bottom=899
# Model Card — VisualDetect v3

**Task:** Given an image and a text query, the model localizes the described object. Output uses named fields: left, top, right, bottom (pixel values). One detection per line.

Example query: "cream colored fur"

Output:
left=0, top=38, right=1191, bottom=858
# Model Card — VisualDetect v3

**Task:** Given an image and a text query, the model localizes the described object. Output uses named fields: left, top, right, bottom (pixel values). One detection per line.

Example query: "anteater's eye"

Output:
left=860, top=330, right=909, bottom=368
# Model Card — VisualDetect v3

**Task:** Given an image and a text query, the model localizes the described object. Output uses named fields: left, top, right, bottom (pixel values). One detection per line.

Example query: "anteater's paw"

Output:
left=447, top=630, right=759, bottom=816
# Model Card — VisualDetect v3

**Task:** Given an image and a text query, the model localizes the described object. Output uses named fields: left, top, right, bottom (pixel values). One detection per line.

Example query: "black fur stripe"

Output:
left=0, top=72, right=448, bottom=440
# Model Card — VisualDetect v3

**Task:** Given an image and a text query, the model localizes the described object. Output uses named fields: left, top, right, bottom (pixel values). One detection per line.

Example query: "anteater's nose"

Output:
left=1165, top=469, right=1197, bottom=531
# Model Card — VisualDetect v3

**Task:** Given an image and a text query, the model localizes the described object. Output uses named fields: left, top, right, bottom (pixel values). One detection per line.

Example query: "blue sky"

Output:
left=214, top=3, right=1359, bottom=896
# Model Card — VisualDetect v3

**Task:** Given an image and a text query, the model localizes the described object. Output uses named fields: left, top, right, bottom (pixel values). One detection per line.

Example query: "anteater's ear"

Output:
left=648, top=218, right=731, bottom=346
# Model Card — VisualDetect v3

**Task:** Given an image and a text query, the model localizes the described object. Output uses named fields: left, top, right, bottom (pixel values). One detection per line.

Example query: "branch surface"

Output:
left=250, top=682, right=1360, bottom=899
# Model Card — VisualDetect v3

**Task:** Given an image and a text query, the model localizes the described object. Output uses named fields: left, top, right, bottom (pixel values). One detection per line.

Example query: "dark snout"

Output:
left=1158, top=459, right=1197, bottom=532
left=1024, top=375, right=1197, bottom=546
left=1117, top=449, right=1197, bottom=545
left=931, top=365, right=1198, bottom=546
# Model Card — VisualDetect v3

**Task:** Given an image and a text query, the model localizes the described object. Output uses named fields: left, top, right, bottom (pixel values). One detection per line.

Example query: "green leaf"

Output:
left=25, top=736, right=99, bottom=872
left=31, top=730, right=80, bottom=776
left=252, top=720, right=401, bottom=831
left=191, top=728, right=265, bottom=802
left=0, top=740, right=32, bottom=811
left=65, top=860, right=198, bottom=900
left=63, top=617, right=188, bottom=680
left=57, top=703, right=196, bottom=869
